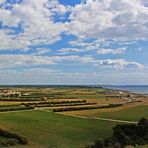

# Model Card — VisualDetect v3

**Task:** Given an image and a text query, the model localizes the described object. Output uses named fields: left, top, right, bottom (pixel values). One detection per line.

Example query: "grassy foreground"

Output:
left=0, top=110, right=116, bottom=148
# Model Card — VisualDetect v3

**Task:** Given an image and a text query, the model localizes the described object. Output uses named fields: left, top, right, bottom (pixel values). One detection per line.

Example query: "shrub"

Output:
left=0, top=128, right=28, bottom=147
left=0, top=106, right=34, bottom=112
left=53, top=104, right=123, bottom=112
left=87, top=118, right=148, bottom=148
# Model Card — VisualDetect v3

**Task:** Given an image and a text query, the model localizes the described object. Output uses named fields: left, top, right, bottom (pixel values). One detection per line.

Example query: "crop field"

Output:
left=64, top=105, right=148, bottom=122
left=0, top=86, right=147, bottom=147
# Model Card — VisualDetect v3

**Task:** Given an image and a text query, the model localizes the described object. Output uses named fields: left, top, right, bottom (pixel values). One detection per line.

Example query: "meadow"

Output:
left=0, top=110, right=116, bottom=148
left=90, top=105, right=148, bottom=121
left=63, top=105, right=148, bottom=122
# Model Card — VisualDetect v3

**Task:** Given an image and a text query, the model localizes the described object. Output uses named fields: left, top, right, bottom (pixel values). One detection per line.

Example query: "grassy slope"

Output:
left=90, top=105, right=148, bottom=121
left=0, top=110, right=116, bottom=148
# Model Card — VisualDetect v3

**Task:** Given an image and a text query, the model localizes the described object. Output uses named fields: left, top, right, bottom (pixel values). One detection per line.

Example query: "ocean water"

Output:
left=104, top=85, right=148, bottom=95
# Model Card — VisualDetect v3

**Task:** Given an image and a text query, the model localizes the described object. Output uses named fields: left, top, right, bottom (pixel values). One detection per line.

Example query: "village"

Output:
left=0, top=89, right=28, bottom=97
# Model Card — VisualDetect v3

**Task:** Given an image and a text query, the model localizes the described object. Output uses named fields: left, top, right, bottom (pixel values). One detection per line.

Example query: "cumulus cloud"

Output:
left=0, top=0, right=67, bottom=50
left=67, top=0, right=148, bottom=41
left=57, top=39, right=102, bottom=54
left=0, top=9, right=20, bottom=26
left=0, top=0, right=147, bottom=82
left=96, top=59, right=144, bottom=69
left=0, top=0, right=148, bottom=51
left=97, top=48, right=126, bottom=55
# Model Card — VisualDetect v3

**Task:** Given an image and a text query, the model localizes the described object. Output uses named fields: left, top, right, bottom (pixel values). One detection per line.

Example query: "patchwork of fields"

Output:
left=0, top=87, right=147, bottom=147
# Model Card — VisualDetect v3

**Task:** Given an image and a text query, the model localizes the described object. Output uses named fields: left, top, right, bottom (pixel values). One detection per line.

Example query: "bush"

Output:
left=53, top=104, right=123, bottom=112
left=0, top=106, right=34, bottom=112
left=0, top=128, right=28, bottom=147
left=87, top=118, right=148, bottom=148
left=0, top=98, right=41, bottom=101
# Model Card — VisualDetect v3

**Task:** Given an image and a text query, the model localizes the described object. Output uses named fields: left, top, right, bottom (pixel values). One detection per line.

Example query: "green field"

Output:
left=89, top=105, right=148, bottom=121
left=0, top=110, right=116, bottom=148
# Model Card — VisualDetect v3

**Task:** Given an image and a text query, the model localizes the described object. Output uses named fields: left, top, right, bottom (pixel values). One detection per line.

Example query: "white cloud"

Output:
left=33, top=48, right=51, bottom=55
left=0, top=9, right=20, bottom=26
left=0, top=0, right=67, bottom=50
left=0, top=29, right=31, bottom=50
left=0, top=0, right=148, bottom=51
left=0, top=54, right=144, bottom=70
left=97, top=48, right=126, bottom=55
left=58, top=48, right=82, bottom=54
left=0, top=54, right=55, bottom=68
left=67, top=0, right=148, bottom=41
left=0, top=54, right=94, bottom=68
left=69, top=39, right=101, bottom=50
left=96, top=59, right=144, bottom=69
left=57, top=39, right=102, bottom=54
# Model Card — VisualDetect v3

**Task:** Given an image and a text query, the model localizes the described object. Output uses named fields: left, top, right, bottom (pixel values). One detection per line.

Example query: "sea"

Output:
left=103, top=85, right=148, bottom=95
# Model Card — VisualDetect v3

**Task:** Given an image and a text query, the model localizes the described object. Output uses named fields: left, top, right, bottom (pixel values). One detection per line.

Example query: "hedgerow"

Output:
left=53, top=104, right=123, bottom=112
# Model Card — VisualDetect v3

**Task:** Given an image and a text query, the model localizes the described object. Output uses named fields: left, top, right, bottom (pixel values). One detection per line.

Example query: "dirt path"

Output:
left=91, top=117, right=137, bottom=124
left=35, top=108, right=52, bottom=112
left=56, top=112, right=138, bottom=124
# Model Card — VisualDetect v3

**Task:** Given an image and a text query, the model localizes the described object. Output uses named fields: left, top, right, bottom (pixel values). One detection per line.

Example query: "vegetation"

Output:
left=0, top=98, right=42, bottom=101
left=88, top=118, right=148, bottom=148
left=0, top=86, right=147, bottom=147
left=53, top=104, right=123, bottom=112
left=90, top=105, right=148, bottom=121
left=0, top=110, right=116, bottom=148
left=0, top=128, right=28, bottom=147
left=0, top=106, right=34, bottom=112
left=21, top=99, right=86, bottom=106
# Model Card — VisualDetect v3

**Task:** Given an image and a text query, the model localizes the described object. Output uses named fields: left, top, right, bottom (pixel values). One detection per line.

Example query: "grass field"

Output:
left=64, top=105, right=148, bottom=122
left=0, top=110, right=116, bottom=148
left=94, top=105, right=148, bottom=121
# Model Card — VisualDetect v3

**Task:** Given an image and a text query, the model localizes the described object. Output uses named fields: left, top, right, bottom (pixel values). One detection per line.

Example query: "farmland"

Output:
left=88, top=105, right=148, bottom=121
left=0, top=86, right=148, bottom=147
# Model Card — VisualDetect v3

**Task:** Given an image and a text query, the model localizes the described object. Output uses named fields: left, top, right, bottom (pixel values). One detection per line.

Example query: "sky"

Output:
left=0, top=0, right=148, bottom=85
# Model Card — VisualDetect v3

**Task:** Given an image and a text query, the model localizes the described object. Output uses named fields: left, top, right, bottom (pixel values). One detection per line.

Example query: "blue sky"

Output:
left=0, top=0, right=148, bottom=85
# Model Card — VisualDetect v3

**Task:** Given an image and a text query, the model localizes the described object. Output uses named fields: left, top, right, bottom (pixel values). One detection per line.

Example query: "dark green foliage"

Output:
left=53, top=104, right=123, bottom=112
left=0, top=128, right=28, bottom=147
left=112, top=118, right=148, bottom=147
left=0, top=98, right=41, bottom=101
left=0, top=106, right=34, bottom=112
left=88, top=118, right=148, bottom=148
left=21, top=99, right=86, bottom=106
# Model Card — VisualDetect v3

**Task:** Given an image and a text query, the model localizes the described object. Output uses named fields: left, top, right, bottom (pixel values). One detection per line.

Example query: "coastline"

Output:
left=102, top=86, right=148, bottom=96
